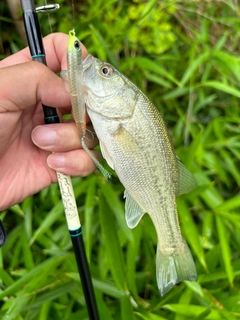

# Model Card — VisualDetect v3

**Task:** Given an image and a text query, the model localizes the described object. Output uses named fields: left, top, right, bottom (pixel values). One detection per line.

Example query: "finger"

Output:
left=0, top=33, right=88, bottom=73
left=32, top=123, right=98, bottom=152
left=47, top=149, right=101, bottom=177
left=0, top=62, right=71, bottom=112
left=44, top=33, right=88, bottom=71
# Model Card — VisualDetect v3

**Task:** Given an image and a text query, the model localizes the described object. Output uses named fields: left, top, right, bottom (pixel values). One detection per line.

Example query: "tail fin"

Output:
left=156, top=242, right=197, bottom=296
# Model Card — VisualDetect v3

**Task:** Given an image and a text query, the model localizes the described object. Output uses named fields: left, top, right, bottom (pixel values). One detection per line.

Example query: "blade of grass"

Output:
left=180, top=52, right=209, bottom=87
left=1, top=295, right=31, bottom=320
left=29, top=201, right=64, bottom=245
left=84, top=175, right=97, bottom=261
left=215, top=215, right=234, bottom=287
left=99, top=178, right=132, bottom=241
left=177, top=198, right=207, bottom=270
left=0, top=255, right=66, bottom=299
left=121, top=295, right=135, bottom=320
left=162, top=304, right=220, bottom=319
left=99, top=191, right=127, bottom=291
left=200, top=81, right=240, bottom=98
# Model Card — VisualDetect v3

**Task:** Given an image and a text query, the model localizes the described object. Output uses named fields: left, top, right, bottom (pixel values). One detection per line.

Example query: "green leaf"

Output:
left=215, top=196, right=240, bottom=212
left=22, top=282, right=79, bottom=310
left=177, top=198, right=207, bottom=270
left=1, top=296, right=31, bottom=320
left=89, top=24, right=118, bottom=67
left=162, top=304, right=220, bottom=319
left=126, top=226, right=142, bottom=295
left=180, top=52, right=210, bottom=86
left=95, top=291, right=114, bottom=320
left=38, top=301, right=51, bottom=320
left=123, top=57, right=180, bottom=86
left=191, top=306, right=212, bottom=320
left=84, top=175, right=97, bottom=260
left=121, top=295, right=135, bottom=320
left=0, top=256, right=66, bottom=299
left=29, top=201, right=64, bottom=245
left=21, top=232, right=35, bottom=271
left=201, top=81, right=240, bottom=98
left=22, top=197, right=33, bottom=240
left=0, top=267, right=14, bottom=286
left=216, top=216, right=234, bottom=286
left=92, top=278, right=126, bottom=299
left=184, top=281, right=204, bottom=298
left=135, top=312, right=167, bottom=320
left=99, top=178, right=132, bottom=241
left=99, top=191, right=127, bottom=291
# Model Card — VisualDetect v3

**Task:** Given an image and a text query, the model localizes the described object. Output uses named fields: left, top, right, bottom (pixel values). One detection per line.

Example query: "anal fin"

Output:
left=124, top=191, right=145, bottom=229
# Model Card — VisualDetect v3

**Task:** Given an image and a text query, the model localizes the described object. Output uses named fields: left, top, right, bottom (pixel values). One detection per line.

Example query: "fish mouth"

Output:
left=83, top=54, right=94, bottom=72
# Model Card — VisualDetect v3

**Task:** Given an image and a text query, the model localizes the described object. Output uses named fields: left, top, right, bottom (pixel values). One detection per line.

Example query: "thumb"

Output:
left=0, top=61, right=71, bottom=113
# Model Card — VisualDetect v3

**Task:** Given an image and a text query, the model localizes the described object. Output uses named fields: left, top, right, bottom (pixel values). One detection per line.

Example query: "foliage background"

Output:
left=1, top=0, right=240, bottom=319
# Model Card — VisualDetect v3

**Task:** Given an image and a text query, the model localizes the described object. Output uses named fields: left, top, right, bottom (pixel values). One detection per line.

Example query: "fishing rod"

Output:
left=19, top=1, right=100, bottom=318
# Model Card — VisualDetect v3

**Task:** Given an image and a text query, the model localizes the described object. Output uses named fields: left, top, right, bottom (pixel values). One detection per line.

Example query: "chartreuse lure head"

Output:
left=67, top=29, right=111, bottom=179
left=68, top=29, right=82, bottom=56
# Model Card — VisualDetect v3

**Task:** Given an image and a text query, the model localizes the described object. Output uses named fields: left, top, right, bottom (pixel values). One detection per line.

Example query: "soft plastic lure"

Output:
left=67, top=29, right=85, bottom=138
left=65, top=30, right=111, bottom=178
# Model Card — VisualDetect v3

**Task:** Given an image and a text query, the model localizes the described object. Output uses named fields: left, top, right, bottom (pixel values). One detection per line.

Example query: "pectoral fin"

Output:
left=177, top=159, right=197, bottom=195
left=124, top=191, right=145, bottom=229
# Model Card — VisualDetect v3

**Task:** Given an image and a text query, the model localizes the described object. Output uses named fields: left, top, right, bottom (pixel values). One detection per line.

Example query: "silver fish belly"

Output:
left=83, top=54, right=197, bottom=295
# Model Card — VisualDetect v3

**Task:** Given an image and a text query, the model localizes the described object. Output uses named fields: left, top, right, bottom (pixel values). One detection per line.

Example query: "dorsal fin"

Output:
left=177, top=159, right=196, bottom=195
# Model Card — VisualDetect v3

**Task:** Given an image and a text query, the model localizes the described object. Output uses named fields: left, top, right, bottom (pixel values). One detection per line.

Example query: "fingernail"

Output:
left=47, top=154, right=66, bottom=169
left=32, top=126, right=56, bottom=147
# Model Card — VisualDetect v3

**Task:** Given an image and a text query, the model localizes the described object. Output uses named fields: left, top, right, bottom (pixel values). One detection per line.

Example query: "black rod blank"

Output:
left=20, top=0, right=60, bottom=124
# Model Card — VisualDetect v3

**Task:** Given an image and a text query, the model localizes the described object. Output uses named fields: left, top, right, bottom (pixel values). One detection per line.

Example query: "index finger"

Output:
left=0, top=32, right=88, bottom=72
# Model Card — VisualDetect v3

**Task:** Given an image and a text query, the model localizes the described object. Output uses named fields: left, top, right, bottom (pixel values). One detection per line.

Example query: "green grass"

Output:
left=1, top=0, right=240, bottom=319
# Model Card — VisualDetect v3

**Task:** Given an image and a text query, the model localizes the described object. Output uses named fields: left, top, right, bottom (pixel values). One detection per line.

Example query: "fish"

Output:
left=82, top=54, right=198, bottom=296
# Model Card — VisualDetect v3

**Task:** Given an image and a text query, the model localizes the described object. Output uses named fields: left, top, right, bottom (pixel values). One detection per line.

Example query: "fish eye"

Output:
left=100, top=65, right=113, bottom=76
left=74, top=40, right=80, bottom=51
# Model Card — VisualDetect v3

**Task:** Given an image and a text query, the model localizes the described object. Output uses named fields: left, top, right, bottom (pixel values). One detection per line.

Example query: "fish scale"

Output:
left=82, top=53, right=197, bottom=295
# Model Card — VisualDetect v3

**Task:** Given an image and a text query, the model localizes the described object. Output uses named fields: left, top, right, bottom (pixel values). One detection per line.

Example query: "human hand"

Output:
left=0, top=33, right=99, bottom=211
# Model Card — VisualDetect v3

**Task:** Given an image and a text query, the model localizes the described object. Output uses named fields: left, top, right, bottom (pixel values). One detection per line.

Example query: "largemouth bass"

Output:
left=82, top=54, right=197, bottom=295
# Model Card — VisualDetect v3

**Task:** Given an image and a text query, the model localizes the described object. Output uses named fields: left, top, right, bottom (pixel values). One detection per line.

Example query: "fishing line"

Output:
left=45, top=0, right=52, bottom=33
left=71, top=0, right=76, bottom=31
left=36, top=1, right=59, bottom=34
